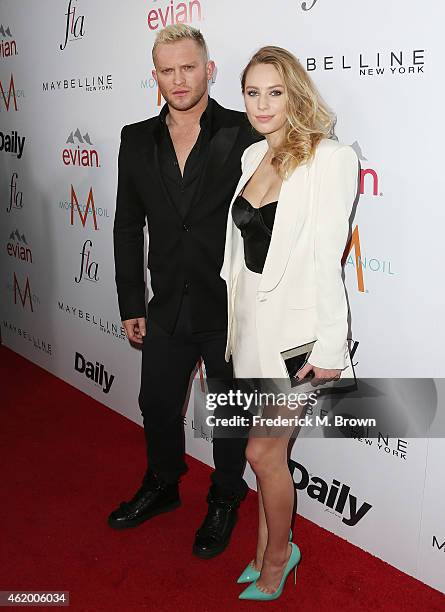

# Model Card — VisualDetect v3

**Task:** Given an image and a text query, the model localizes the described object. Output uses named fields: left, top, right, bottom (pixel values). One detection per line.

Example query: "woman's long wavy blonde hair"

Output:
left=241, top=46, right=335, bottom=178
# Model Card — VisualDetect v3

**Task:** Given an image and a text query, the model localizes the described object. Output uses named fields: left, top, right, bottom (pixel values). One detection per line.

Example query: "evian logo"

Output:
left=148, top=0, right=203, bottom=30
left=75, top=239, right=99, bottom=283
left=74, top=351, right=114, bottom=394
left=301, top=0, right=319, bottom=10
left=289, top=460, right=372, bottom=526
left=0, top=25, right=18, bottom=58
left=351, top=141, right=382, bottom=197
left=63, top=129, right=99, bottom=167
left=7, top=229, right=32, bottom=263
left=60, top=0, right=85, bottom=50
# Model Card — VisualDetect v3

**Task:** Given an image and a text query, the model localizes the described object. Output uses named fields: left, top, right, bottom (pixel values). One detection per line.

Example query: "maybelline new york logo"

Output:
left=7, top=229, right=32, bottom=264
left=59, top=185, right=109, bottom=229
left=432, top=535, right=445, bottom=554
left=74, top=351, right=114, bottom=393
left=60, top=0, right=85, bottom=50
left=0, top=75, right=24, bottom=111
left=63, top=129, right=100, bottom=167
left=7, top=173, right=24, bottom=212
left=148, top=0, right=203, bottom=30
left=57, top=299, right=126, bottom=341
left=0, top=24, right=18, bottom=58
left=43, top=74, right=112, bottom=93
left=289, top=460, right=372, bottom=526
left=342, top=141, right=395, bottom=293
left=3, top=319, right=52, bottom=355
left=75, top=239, right=99, bottom=283
left=303, top=49, right=425, bottom=77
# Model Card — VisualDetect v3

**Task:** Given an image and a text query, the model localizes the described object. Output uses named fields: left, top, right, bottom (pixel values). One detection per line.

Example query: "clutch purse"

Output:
left=280, top=340, right=357, bottom=392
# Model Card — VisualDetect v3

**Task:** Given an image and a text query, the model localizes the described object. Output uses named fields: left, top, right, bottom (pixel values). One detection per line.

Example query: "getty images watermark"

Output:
left=205, top=389, right=377, bottom=429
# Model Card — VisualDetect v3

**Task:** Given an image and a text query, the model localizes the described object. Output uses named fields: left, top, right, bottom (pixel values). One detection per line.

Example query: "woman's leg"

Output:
left=246, top=433, right=295, bottom=593
left=251, top=480, right=268, bottom=570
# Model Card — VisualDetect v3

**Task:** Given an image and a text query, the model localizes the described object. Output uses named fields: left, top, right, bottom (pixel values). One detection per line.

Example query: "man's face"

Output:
left=152, top=39, right=215, bottom=111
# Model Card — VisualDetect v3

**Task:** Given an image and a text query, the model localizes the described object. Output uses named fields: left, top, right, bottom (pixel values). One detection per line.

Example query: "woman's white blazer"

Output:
left=220, top=138, right=359, bottom=378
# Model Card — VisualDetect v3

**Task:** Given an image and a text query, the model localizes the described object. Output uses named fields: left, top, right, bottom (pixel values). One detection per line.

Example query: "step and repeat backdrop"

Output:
left=1, top=0, right=444, bottom=595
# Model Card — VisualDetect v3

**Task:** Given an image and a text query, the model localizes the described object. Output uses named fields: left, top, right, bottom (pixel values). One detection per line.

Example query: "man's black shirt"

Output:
left=158, top=98, right=212, bottom=221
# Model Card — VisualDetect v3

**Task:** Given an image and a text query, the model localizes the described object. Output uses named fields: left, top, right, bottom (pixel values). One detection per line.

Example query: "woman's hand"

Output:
left=295, top=362, right=341, bottom=383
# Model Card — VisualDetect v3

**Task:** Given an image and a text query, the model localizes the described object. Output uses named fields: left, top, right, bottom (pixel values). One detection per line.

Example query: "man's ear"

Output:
left=206, top=60, right=216, bottom=82
left=152, top=69, right=157, bottom=82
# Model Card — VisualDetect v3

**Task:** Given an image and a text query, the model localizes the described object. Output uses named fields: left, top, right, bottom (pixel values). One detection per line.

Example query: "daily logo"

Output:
left=0, top=25, right=18, bottom=58
left=74, top=351, right=114, bottom=394
left=7, top=229, right=32, bottom=263
left=75, top=239, right=99, bottom=283
left=0, top=74, right=24, bottom=111
left=63, top=128, right=100, bottom=167
left=289, top=460, right=373, bottom=526
left=148, top=0, right=203, bottom=30
left=0, top=131, right=25, bottom=158
left=60, top=0, right=85, bottom=50
left=7, top=173, right=24, bottom=212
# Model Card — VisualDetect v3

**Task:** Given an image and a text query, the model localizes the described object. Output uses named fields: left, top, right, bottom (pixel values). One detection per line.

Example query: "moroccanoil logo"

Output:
left=343, top=226, right=395, bottom=293
left=141, top=77, right=162, bottom=106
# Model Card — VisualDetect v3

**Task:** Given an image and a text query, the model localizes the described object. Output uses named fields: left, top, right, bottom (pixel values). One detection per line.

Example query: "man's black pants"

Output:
left=138, top=294, right=248, bottom=498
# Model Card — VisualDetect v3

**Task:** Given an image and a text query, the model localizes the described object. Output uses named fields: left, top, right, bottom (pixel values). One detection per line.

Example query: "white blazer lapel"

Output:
left=259, top=162, right=311, bottom=292
left=220, top=141, right=268, bottom=282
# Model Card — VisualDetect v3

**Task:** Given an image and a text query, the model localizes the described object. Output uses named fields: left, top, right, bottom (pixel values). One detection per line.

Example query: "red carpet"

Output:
left=1, top=344, right=444, bottom=611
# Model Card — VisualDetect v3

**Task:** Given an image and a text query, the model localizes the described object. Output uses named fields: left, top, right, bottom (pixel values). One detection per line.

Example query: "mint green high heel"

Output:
left=236, top=529, right=293, bottom=584
left=238, top=542, right=301, bottom=601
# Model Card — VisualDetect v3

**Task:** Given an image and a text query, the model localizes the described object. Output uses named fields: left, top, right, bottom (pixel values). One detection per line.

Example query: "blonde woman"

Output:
left=221, top=46, right=359, bottom=600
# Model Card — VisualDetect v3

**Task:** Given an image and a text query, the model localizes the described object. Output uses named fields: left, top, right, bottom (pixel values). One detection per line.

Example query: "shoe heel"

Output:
left=294, top=565, right=297, bottom=585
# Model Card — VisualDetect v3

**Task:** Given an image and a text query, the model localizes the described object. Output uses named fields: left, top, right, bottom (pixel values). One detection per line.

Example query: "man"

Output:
left=110, top=24, right=261, bottom=558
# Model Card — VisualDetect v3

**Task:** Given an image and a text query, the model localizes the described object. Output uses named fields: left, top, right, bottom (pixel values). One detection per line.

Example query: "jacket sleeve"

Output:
left=113, top=126, right=147, bottom=321
left=308, top=145, right=359, bottom=370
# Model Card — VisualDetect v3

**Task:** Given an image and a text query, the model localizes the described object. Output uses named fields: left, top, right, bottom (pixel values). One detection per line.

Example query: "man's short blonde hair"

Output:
left=152, top=24, right=208, bottom=63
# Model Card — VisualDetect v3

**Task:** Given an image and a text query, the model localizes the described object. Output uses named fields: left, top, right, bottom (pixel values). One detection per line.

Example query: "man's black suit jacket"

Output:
left=113, top=98, right=262, bottom=334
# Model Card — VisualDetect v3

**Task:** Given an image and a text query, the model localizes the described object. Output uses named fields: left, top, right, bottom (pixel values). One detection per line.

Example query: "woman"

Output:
left=220, top=46, right=359, bottom=601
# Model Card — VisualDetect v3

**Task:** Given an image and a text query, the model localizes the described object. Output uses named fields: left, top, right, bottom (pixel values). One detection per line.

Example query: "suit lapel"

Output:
left=194, top=125, right=240, bottom=208
left=220, top=141, right=268, bottom=282
left=259, top=162, right=311, bottom=292
left=141, top=120, right=182, bottom=221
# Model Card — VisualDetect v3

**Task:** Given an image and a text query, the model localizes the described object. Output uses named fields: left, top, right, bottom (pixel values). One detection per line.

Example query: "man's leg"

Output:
left=192, top=330, right=248, bottom=557
left=108, top=296, right=200, bottom=529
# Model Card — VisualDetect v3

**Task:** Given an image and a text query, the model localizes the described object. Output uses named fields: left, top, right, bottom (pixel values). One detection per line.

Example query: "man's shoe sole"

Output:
left=108, top=500, right=181, bottom=530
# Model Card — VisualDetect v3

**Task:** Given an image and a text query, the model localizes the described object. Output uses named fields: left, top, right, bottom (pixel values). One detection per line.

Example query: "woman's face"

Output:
left=243, top=63, right=287, bottom=138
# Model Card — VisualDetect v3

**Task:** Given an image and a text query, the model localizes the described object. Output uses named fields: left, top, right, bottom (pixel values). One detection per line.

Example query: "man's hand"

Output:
left=295, top=362, right=341, bottom=384
left=123, top=317, right=146, bottom=344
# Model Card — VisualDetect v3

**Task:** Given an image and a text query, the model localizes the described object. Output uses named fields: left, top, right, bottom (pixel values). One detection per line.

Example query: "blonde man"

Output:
left=111, top=25, right=261, bottom=558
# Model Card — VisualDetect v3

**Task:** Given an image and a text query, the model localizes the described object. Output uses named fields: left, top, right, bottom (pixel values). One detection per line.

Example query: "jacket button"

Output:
left=183, top=224, right=189, bottom=231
